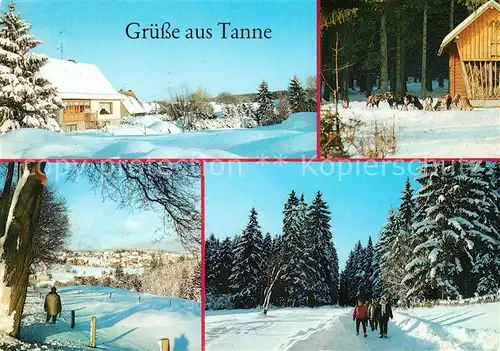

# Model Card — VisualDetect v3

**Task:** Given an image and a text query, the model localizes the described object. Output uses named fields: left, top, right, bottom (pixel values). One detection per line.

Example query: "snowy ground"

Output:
left=0, top=113, right=316, bottom=159
left=11, top=286, right=200, bottom=350
left=322, top=81, right=500, bottom=158
left=206, top=303, right=500, bottom=351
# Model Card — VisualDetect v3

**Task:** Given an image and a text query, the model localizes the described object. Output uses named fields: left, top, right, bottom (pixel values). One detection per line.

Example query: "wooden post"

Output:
left=159, top=338, right=170, bottom=351
left=71, top=310, right=75, bottom=329
left=89, top=316, right=96, bottom=348
left=109, top=292, right=112, bottom=299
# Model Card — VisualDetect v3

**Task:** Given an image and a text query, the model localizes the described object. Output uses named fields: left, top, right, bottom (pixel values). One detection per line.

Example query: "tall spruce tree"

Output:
left=280, top=191, right=309, bottom=306
left=255, top=80, right=276, bottom=126
left=219, top=237, right=234, bottom=294
left=229, top=208, right=264, bottom=308
left=0, top=2, right=62, bottom=132
left=205, top=234, right=221, bottom=293
left=288, top=76, right=307, bottom=113
left=363, top=237, right=374, bottom=300
left=305, top=191, right=339, bottom=305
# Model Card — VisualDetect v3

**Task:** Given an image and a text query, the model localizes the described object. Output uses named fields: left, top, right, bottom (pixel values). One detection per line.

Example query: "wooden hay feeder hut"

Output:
left=438, top=0, right=500, bottom=107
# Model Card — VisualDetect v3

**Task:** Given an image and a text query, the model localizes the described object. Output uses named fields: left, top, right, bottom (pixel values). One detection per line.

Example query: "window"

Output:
left=64, top=100, right=90, bottom=113
left=99, top=102, right=113, bottom=115
left=68, top=124, right=77, bottom=132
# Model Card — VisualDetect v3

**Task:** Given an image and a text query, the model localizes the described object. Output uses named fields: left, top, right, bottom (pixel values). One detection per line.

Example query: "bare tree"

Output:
left=30, top=186, right=70, bottom=271
left=67, top=162, right=201, bottom=252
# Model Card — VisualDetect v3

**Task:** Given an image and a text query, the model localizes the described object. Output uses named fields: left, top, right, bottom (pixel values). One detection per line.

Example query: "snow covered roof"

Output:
left=39, top=58, right=122, bottom=100
left=438, top=0, right=500, bottom=55
left=119, top=90, right=147, bottom=115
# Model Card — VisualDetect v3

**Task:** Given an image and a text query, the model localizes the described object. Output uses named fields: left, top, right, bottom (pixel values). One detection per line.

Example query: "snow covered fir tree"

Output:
left=0, top=1, right=62, bottom=133
left=205, top=191, right=340, bottom=310
left=338, top=161, right=500, bottom=307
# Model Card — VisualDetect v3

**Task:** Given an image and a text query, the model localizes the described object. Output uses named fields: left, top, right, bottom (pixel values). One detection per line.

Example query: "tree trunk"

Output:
left=2, top=163, right=46, bottom=337
left=396, top=26, right=403, bottom=100
left=450, top=0, right=455, bottom=31
left=380, top=10, right=389, bottom=92
left=421, top=4, right=428, bottom=99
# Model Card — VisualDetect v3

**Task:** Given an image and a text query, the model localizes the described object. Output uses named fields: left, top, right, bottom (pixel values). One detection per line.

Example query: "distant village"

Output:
left=59, top=249, right=189, bottom=269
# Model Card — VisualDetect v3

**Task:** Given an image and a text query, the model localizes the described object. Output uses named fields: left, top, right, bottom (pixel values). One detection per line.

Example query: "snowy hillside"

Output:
left=206, top=303, right=500, bottom=351
left=13, top=286, right=200, bottom=350
left=0, top=113, right=316, bottom=159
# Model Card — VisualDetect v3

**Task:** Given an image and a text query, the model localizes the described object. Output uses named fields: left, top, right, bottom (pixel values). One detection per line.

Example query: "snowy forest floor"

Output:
left=0, top=285, right=200, bottom=350
left=321, top=81, right=500, bottom=158
left=206, top=303, right=500, bottom=351
left=0, top=113, right=316, bottom=159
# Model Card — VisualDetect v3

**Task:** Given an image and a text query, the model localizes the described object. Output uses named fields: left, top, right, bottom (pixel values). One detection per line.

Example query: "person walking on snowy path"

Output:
left=352, top=299, right=368, bottom=337
left=44, top=287, right=61, bottom=324
left=368, top=298, right=378, bottom=331
left=375, top=296, right=393, bottom=338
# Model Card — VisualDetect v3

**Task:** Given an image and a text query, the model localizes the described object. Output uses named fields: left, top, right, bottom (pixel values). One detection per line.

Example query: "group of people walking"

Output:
left=352, top=296, right=393, bottom=338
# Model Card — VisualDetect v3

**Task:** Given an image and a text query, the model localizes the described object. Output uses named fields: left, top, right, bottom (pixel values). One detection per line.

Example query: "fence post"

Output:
left=89, top=316, right=96, bottom=348
left=71, top=310, right=75, bottom=329
left=159, top=338, right=170, bottom=351
left=109, top=292, right=112, bottom=299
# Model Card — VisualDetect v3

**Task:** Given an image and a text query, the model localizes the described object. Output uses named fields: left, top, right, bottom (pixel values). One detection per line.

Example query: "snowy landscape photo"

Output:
left=320, top=0, right=500, bottom=158
left=0, top=0, right=316, bottom=159
left=0, top=161, right=201, bottom=350
left=204, top=161, right=500, bottom=350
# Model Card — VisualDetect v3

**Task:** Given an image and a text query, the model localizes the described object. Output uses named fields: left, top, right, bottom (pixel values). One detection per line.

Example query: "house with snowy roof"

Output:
left=119, top=89, right=147, bottom=116
left=39, top=58, right=123, bottom=131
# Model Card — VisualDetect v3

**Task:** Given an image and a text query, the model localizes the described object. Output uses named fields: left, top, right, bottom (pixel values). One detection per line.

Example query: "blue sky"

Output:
left=205, top=161, right=422, bottom=270
left=43, top=162, right=186, bottom=253
left=5, top=0, right=316, bottom=101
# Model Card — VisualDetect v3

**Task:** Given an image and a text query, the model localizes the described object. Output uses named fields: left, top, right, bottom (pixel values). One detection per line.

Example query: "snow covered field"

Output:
left=12, top=286, right=200, bottom=350
left=0, top=113, right=316, bottom=159
left=323, top=102, right=500, bottom=158
left=322, top=80, right=500, bottom=157
left=206, top=303, right=500, bottom=351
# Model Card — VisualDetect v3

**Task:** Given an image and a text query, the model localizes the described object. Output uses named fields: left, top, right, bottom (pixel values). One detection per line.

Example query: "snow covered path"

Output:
left=206, top=307, right=345, bottom=350
left=207, top=303, right=500, bottom=351
left=285, top=304, right=500, bottom=351
left=0, top=113, right=316, bottom=159
left=20, top=286, right=201, bottom=350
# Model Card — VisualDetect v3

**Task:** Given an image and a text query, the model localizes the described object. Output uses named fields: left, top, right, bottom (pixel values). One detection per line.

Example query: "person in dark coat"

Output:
left=352, top=299, right=368, bottom=337
left=368, top=298, right=378, bottom=331
left=44, top=287, right=62, bottom=324
left=375, top=295, right=393, bottom=338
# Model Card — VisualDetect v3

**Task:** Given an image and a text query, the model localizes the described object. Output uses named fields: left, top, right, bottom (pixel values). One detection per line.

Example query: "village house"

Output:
left=438, top=0, right=500, bottom=107
left=119, top=89, right=148, bottom=117
left=39, top=58, right=123, bottom=131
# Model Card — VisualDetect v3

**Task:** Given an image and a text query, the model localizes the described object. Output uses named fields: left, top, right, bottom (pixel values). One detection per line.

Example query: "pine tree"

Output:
left=229, top=208, right=265, bottom=308
left=306, top=191, right=339, bottom=305
left=385, top=178, right=415, bottom=302
left=363, top=237, right=374, bottom=300
left=371, top=240, right=383, bottom=299
left=219, top=237, right=234, bottom=294
left=288, top=76, right=307, bottom=113
left=0, top=3, right=62, bottom=132
left=378, top=207, right=400, bottom=299
left=280, top=191, right=309, bottom=306
left=353, top=241, right=367, bottom=300
left=255, top=81, right=276, bottom=126
left=262, top=232, right=273, bottom=262
left=205, top=234, right=221, bottom=294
